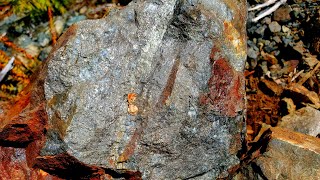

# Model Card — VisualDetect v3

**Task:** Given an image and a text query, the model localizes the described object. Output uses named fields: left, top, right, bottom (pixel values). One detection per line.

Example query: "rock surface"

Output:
left=253, top=127, right=320, bottom=179
left=0, top=0, right=247, bottom=179
left=279, top=106, right=320, bottom=137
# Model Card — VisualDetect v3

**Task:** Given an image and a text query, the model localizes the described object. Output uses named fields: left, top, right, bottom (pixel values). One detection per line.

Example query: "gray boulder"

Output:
left=39, top=0, right=247, bottom=179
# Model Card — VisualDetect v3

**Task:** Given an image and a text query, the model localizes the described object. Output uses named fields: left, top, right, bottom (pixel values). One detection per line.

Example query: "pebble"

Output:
left=79, top=6, right=88, bottom=14
left=16, top=35, right=32, bottom=48
left=39, top=46, right=52, bottom=61
left=269, top=21, right=281, bottom=33
left=66, top=15, right=87, bottom=26
left=282, top=25, right=291, bottom=33
left=37, top=32, right=51, bottom=47
left=247, top=47, right=259, bottom=59
left=261, top=17, right=271, bottom=25
left=255, top=25, right=267, bottom=36
left=282, top=36, right=293, bottom=47
left=54, top=17, right=66, bottom=36
left=273, top=36, right=282, bottom=43
left=273, top=5, right=292, bottom=22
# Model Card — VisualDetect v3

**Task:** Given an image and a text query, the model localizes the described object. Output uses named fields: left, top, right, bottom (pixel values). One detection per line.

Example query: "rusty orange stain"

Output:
left=200, top=45, right=244, bottom=117
left=117, top=128, right=141, bottom=163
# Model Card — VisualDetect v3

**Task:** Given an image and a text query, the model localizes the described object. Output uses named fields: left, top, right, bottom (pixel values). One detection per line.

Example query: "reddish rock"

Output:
left=254, top=127, right=320, bottom=179
left=200, top=46, right=245, bottom=117
left=0, top=146, right=60, bottom=180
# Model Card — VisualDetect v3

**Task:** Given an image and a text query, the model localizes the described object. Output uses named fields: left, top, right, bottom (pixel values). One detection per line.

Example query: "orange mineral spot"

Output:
left=127, top=93, right=138, bottom=115
left=127, top=93, right=137, bottom=104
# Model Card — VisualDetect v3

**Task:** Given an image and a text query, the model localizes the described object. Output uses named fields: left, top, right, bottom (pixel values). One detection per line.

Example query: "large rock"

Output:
left=1, top=0, right=247, bottom=179
left=279, top=106, right=320, bottom=137
left=253, top=127, right=320, bottom=179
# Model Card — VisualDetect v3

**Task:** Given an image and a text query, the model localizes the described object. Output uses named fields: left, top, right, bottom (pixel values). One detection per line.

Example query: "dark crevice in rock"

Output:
left=242, top=129, right=272, bottom=163
left=0, top=124, right=34, bottom=148
left=234, top=128, right=273, bottom=179
left=165, top=1, right=203, bottom=41
left=250, top=163, right=268, bottom=180
left=34, top=152, right=142, bottom=179
left=103, top=168, right=142, bottom=180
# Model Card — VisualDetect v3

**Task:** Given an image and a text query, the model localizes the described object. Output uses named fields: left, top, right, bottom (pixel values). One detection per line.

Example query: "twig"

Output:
left=249, top=0, right=287, bottom=22
left=248, top=0, right=278, bottom=11
left=298, top=60, right=320, bottom=85
left=0, top=57, right=15, bottom=83
left=290, top=70, right=304, bottom=82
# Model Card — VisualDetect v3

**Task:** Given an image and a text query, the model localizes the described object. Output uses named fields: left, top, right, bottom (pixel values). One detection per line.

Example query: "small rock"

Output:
left=264, top=41, right=277, bottom=53
left=279, top=106, right=320, bottom=137
left=273, top=36, right=282, bottom=43
left=38, top=46, right=52, bottom=61
left=66, top=15, right=87, bottom=26
left=282, top=36, right=293, bottom=47
left=268, top=21, right=281, bottom=33
left=273, top=5, right=291, bottom=22
left=261, top=17, right=271, bottom=25
left=247, top=47, right=259, bottom=59
left=24, top=43, right=40, bottom=57
left=282, top=25, right=290, bottom=33
left=79, top=6, right=88, bottom=14
left=54, top=17, right=66, bottom=36
left=37, top=32, right=51, bottom=47
left=255, top=25, right=267, bottom=36
left=14, top=21, right=26, bottom=33
left=16, top=35, right=32, bottom=48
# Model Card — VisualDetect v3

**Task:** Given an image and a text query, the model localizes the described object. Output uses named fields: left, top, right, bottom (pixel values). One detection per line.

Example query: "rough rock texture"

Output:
left=252, top=127, right=320, bottom=179
left=279, top=106, right=320, bottom=137
left=40, top=0, right=247, bottom=179
left=0, top=146, right=60, bottom=180
left=0, top=0, right=247, bottom=179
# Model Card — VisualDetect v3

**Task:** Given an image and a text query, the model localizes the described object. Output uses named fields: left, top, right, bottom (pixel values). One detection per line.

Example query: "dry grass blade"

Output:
left=0, top=57, right=15, bottom=83
left=298, top=60, right=320, bottom=85
left=48, top=7, right=57, bottom=45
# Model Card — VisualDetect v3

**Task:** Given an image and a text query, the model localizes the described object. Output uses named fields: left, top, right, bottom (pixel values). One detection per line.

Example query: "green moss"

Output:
left=4, top=0, right=75, bottom=17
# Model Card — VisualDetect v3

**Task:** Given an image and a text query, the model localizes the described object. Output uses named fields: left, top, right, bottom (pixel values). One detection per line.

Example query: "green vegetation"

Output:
left=1, top=0, right=75, bottom=17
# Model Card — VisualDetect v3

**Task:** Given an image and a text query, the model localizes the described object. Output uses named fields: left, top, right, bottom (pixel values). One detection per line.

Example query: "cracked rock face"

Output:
left=40, top=0, right=247, bottom=179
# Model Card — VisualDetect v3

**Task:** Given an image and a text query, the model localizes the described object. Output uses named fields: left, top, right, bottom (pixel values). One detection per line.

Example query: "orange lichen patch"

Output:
left=200, top=45, right=244, bottom=117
